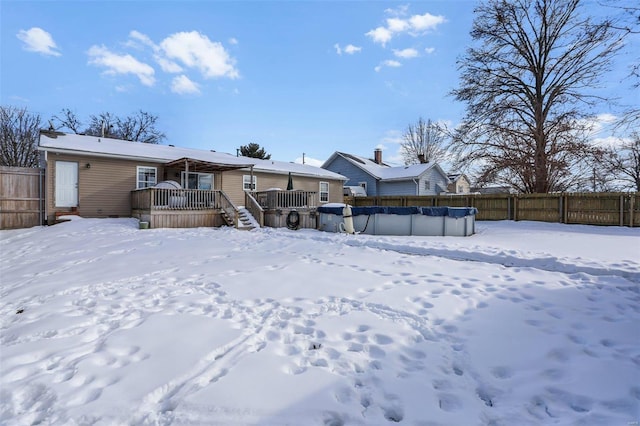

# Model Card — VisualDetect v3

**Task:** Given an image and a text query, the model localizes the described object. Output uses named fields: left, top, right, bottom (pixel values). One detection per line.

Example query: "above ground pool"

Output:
left=317, top=205, right=478, bottom=236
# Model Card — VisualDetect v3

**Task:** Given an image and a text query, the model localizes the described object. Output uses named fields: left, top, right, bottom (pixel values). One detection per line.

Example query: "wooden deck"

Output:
left=131, top=188, right=237, bottom=229
left=131, top=188, right=322, bottom=229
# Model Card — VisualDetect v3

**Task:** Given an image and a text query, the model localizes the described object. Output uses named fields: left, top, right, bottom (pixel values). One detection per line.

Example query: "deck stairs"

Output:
left=221, top=207, right=259, bottom=230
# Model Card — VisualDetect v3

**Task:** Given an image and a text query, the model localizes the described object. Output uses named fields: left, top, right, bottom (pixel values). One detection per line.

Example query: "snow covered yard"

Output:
left=1, top=218, right=639, bottom=426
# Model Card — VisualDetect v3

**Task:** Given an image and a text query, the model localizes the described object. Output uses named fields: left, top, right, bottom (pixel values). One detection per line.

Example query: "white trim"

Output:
left=136, top=166, right=157, bottom=189
left=181, top=171, right=213, bottom=190
left=55, top=161, right=78, bottom=207
left=243, top=175, right=257, bottom=191
left=319, top=181, right=329, bottom=203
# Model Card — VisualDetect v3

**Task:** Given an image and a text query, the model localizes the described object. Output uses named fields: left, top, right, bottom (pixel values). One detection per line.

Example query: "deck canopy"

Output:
left=165, top=157, right=254, bottom=173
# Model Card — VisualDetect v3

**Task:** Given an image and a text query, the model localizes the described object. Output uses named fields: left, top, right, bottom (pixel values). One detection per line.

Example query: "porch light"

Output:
left=85, top=163, right=91, bottom=169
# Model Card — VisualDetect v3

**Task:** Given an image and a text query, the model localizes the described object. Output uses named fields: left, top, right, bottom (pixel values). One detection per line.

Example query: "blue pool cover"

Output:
left=317, top=206, right=478, bottom=217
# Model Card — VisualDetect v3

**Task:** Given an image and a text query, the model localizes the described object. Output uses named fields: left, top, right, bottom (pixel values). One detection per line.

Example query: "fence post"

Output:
left=620, top=195, right=624, bottom=227
left=558, top=194, right=563, bottom=224
left=630, top=194, right=635, bottom=228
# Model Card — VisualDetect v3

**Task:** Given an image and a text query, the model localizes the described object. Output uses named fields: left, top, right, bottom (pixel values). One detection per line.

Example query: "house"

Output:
left=447, top=173, right=472, bottom=194
left=38, top=131, right=346, bottom=228
left=322, top=149, right=450, bottom=197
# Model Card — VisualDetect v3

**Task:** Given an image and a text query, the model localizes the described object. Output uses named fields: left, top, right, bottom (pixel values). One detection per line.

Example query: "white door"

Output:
left=55, top=161, right=78, bottom=207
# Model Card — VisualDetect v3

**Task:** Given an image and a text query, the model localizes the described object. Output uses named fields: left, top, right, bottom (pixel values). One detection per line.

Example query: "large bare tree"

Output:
left=451, top=0, right=624, bottom=193
left=52, top=109, right=165, bottom=144
left=400, top=118, right=446, bottom=165
left=0, top=106, right=42, bottom=167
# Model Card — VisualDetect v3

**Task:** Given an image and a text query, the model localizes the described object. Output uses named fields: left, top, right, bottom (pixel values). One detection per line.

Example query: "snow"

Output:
left=1, top=219, right=639, bottom=425
left=39, top=133, right=346, bottom=180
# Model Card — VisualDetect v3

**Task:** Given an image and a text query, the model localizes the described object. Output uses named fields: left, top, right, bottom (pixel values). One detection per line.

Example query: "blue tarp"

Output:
left=317, top=205, right=478, bottom=217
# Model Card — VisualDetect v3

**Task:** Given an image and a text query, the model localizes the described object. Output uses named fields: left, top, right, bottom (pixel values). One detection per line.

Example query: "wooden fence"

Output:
left=345, top=192, right=639, bottom=227
left=0, top=166, right=45, bottom=230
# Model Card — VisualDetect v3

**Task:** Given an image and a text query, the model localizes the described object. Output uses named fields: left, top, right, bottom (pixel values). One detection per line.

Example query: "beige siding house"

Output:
left=39, top=131, right=346, bottom=228
left=447, top=173, right=472, bottom=194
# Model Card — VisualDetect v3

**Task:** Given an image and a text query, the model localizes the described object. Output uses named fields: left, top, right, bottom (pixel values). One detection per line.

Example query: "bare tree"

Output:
left=51, top=108, right=83, bottom=134
left=239, top=142, right=271, bottom=159
left=52, top=109, right=166, bottom=144
left=400, top=118, right=446, bottom=165
left=603, top=133, right=640, bottom=191
left=0, top=106, right=42, bottom=167
left=451, top=0, right=624, bottom=193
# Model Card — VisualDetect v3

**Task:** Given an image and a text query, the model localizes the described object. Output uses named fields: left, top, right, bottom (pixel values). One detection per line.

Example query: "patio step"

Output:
left=221, top=208, right=258, bottom=230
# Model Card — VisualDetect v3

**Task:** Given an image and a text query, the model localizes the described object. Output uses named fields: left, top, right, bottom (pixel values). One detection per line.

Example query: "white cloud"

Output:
left=335, top=43, right=362, bottom=55
left=424, top=47, right=436, bottom=54
left=17, top=27, right=61, bottom=56
left=393, top=48, right=418, bottom=58
left=155, top=55, right=183, bottom=73
left=171, top=75, right=201, bottom=95
left=375, top=60, right=402, bottom=72
left=87, top=45, right=155, bottom=86
left=344, top=44, right=362, bottom=54
left=409, top=12, right=446, bottom=32
left=229, top=37, right=239, bottom=45
left=384, top=4, right=410, bottom=17
left=367, top=8, right=446, bottom=46
left=127, top=30, right=156, bottom=49
left=160, top=31, right=239, bottom=79
left=386, top=18, right=409, bottom=33
left=366, top=26, right=393, bottom=46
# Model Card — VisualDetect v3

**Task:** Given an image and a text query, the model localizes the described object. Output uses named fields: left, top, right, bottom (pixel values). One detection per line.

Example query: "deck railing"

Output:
left=253, top=190, right=318, bottom=209
left=245, top=191, right=264, bottom=226
left=132, top=188, right=220, bottom=210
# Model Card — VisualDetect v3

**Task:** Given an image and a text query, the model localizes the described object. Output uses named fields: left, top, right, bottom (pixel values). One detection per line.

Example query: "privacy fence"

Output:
left=345, top=193, right=640, bottom=227
left=0, top=166, right=45, bottom=230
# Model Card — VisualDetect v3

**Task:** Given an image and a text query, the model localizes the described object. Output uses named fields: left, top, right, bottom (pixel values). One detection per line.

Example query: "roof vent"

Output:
left=169, top=144, right=175, bottom=147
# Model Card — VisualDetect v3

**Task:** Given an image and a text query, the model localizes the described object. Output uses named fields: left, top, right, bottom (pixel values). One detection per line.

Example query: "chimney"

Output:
left=417, top=154, right=426, bottom=163
left=374, top=148, right=382, bottom=164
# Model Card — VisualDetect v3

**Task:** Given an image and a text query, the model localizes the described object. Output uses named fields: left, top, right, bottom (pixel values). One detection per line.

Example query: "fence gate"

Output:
left=0, top=166, right=45, bottom=230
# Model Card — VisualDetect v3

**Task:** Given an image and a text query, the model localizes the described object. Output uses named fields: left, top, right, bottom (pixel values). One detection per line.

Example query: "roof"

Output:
left=39, top=132, right=346, bottom=180
left=323, top=151, right=448, bottom=182
left=447, top=173, right=469, bottom=182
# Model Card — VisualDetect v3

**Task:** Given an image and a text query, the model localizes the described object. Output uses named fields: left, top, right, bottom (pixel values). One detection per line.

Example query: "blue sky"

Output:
left=2, top=1, right=637, bottom=168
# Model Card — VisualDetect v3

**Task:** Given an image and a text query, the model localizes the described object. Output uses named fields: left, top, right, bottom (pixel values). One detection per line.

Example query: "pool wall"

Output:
left=317, top=206, right=477, bottom=237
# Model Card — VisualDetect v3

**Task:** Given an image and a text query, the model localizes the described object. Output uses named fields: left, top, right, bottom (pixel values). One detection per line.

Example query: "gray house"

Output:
left=322, top=149, right=450, bottom=197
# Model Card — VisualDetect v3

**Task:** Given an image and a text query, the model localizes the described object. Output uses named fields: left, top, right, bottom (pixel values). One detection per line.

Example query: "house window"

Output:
left=319, top=181, right=329, bottom=203
left=424, top=180, right=431, bottom=190
left=243, top=175, right=257, bottom=191
left=137, top=166, right=157, bottom=189
left=359, top=182, right=367, bottom=192
left=182, top=172, right=213, bottom=190
left=458, top=185, right=463, bottom=193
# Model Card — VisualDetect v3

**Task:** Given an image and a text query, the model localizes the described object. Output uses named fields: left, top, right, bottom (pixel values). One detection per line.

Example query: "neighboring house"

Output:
left=322, top=149, right=450, bottom=196
left=447, top=173, right=472, bottom=194
left=38, top=131, right=346, bottom=225
left=471, top=186, right=514, bottom=194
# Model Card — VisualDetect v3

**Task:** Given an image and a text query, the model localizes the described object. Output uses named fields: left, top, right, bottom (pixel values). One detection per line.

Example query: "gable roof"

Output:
left=39, top=132, right=346, bottom=180
left=323, top=151, right=449, bottom=182
left=447, top=173, right=469, bottom=183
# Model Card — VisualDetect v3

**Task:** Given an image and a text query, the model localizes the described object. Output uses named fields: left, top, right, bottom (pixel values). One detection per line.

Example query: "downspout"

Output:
left=413, top=178, right=419, bottom=196
left=250, top=165, right=254, bottom=191
left=43, top=151, right=48, bottom=225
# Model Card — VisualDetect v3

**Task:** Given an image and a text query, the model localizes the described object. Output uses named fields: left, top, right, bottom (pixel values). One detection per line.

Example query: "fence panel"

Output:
left=0, top=166, right=44, bottom=229
left=566, top=193, right=625, bottom=226
left=516, top=194, right=562, bottom=222
left=472, top=195, right=512, bottom=221
left=345, top=192, right=639, bottom=227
